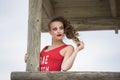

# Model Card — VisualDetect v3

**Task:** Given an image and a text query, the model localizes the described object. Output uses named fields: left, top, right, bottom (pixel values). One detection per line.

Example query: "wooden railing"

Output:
left=11, top=71, right=120, bottom=80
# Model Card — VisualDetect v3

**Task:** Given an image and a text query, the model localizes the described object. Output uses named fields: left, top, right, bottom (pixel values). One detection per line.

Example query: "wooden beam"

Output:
left=41, top=24, right=120, bottom=32
left=41, top=18, right=120, bottom=32
left=26, top=0, right=42, bottom=72
left=72, top=18, right=120, bottom=31
left=109, top=0, right=117, bottom=17
left=42, top=0, right=54, bottom=19
left=11, top=72, right=120, bottom=80
left=73, top=24, right=120, bottom=31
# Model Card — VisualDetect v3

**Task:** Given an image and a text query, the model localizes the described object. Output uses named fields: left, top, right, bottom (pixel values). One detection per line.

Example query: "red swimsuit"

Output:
left=39, top=44, right=68, bottom=71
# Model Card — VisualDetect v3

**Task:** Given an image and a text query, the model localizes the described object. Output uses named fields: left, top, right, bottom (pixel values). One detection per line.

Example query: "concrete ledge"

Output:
left=11, top=71, right=120, bottom=80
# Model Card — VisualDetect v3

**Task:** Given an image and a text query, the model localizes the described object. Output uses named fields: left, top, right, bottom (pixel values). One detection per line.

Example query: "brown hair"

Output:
left=48, top=16, right=80, bottom=42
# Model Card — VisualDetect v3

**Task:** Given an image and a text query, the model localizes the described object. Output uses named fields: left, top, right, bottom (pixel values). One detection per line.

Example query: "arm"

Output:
left=61, top=41, right=84, bottom=71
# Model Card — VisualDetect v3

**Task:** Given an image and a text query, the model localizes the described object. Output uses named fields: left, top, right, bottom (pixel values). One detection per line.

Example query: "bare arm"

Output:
left=61, top=41, right=84, bottom=71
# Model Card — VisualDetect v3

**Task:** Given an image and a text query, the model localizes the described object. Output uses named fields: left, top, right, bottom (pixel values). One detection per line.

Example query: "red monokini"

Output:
left=40, top=44, right=68, bottom=71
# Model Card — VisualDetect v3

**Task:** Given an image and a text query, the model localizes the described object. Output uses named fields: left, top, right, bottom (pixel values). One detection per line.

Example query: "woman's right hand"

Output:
left=24, top=53, right=28, bottom=63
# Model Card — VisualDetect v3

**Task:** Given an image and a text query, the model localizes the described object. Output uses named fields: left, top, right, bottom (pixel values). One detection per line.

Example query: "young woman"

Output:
left=25, top=16, right=84, bottom=72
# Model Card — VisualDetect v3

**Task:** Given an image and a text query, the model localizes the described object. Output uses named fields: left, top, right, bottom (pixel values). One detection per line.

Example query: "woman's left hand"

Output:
left=76, top=41, right=84, bottom=52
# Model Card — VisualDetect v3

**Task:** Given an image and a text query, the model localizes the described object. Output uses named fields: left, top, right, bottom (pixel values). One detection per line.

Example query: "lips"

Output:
left=57, top=34, right=62, bottom=36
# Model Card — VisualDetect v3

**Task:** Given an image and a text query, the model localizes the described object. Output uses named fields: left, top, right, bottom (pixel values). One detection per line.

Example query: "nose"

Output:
left=57, top=28, right=61, bottom=33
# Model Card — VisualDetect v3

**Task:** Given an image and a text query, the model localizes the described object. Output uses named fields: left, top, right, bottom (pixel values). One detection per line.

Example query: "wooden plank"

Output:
left=53, top=0, right=109, bottom=8
left=42, top=8, right=49, bottom=19
left=41, top=18, right=120, bottom=32
left=109, top=0, right=117, bottom=17
left=68, top=18, right=120, bottom=32
left=42, top=0, right=54, bottom=19
left=26, top=0, right=42, bottom=72
left=11, top=71, right=120, bottom=80
left=69, top=18, right=120, bottom=24
left=41, top=24, right=120, bottom=32
left=74, top=24, right=120, bottom=31
left=54, top=7, right=111, bottom=18
left=52, top=0, right=101, bottom=3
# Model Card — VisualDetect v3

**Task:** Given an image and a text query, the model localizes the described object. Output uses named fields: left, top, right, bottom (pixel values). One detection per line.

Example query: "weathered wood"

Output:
left=11, top=71, right=120, bottom=80
left=41, top=0, right=120, bottom=32
left=26, top=0, right=42, bottom=72
left=109, top=0, right=117, bottom=17
left=53, top=0, right=111, bottom=18
left=41, top=18, right=120, bottom=32
left=55, top=7, right=111, bottom=18
left=52, top=0, right=109, bottom=7
left=42, top=0, right=54, bottom=19
left=73, top=24, right=120, bottom=31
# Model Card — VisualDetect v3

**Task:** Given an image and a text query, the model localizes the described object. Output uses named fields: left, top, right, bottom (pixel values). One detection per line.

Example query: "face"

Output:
left=49, top=21, right=64, bottom=40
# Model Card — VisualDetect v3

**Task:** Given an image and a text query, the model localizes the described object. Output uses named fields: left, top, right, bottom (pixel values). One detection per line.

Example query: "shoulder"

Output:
left=61, top=45, right=74, bottom=57
left=41, top=45, right=49, bottom=52
left=64, top=45, right=74, bottom=53
left=60, top=44, right=74, bottom=56
left=42, top=45, right=49, bottom=49
left=65, top=45, right=74, bottom=50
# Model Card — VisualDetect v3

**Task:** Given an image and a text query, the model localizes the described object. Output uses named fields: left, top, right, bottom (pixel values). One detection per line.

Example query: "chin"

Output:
left=57, top=38, right=63, bottom=40
left=56, top=37, right=63, bottom=40
left=55, top=35, right=64, bottom=40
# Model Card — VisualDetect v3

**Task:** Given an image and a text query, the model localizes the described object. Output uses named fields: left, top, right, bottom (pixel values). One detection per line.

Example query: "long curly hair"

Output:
left=48, top=16, right=80, bottom=42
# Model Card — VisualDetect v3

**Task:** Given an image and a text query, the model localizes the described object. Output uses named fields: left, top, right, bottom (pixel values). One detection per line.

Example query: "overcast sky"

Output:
left=0, top=0, right=120, bottom=80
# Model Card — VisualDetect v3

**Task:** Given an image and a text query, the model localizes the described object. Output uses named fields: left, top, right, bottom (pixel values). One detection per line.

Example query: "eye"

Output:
left=59, top=26, right=64, bottom=30
left=52, top=27, right=57, bottom=31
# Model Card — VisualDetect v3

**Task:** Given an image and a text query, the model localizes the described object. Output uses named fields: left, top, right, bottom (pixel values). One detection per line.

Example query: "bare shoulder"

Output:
left=64, top=45, right=74, bottom=53
left=60, top=45, right=74, bottom=56
left=66, top=45, right=74, bottom=50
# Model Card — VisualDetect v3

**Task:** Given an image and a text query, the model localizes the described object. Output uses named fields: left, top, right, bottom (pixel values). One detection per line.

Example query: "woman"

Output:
left=25, top=16, right=84, bottom=72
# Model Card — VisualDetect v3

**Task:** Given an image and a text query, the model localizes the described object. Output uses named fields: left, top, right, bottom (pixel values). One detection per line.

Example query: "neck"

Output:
left=52, top=39, right=64, bottom=46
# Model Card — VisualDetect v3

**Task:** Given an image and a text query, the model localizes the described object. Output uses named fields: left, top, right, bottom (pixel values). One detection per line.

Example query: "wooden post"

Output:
left=26, top=0, right=42, bottom=72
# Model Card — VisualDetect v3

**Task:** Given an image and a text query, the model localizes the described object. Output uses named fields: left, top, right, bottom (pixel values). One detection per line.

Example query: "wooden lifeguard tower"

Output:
left=11, top=0, right=120, bottom=80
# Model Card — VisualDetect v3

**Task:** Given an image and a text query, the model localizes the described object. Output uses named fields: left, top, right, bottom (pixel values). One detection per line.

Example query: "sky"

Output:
left=0, top=0, right=120, bottom=80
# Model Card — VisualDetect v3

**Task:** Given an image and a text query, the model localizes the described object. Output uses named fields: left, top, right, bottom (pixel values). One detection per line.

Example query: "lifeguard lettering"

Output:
left=40, top=55, right=49, bottom=71
left=41, top=55, right=49, bottom=64
left=40, top=66, right=49, bottom=71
